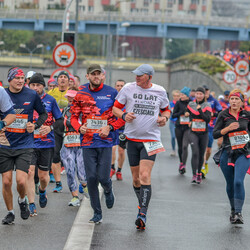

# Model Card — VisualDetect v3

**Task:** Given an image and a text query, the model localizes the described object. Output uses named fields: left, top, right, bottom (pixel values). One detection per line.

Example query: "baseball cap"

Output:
left=29, top=73, right=45, bottom=86
left=26, top=71, right=36, bottom=79
left=64, top=89, right=78, bottom=98
left=132, top=64, right=155, bottom=76
left=48, top=78, right=57, bottom=85
left=202, top=84, right=209, bottom=90
left=218, top=95, right=224, bottom=100
left=224, top=90, right=230, bottom=96
left=87, top=64, right=102, bottom=74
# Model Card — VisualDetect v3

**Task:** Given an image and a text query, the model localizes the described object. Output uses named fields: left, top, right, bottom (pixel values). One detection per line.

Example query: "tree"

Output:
left=166, top=39, right=193, bottom=59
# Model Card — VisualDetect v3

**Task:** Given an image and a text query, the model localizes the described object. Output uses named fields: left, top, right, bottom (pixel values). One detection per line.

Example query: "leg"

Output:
left=117, top=146, right=125, bottom=170
left=26, top=165, right=35, bottom=204
left=181, top=129, right=190, bottom=165
left=197, top=133, right=208, bottom=173
left=175, top=127, right=183, bottom=163
left=189, top=132, right=199, bottom=176
left=169, top=121, right=176, bottom=155
left=38, top=169, right=49, bottom=191
left=2, top=171, right=13, bottom=211
left=16, top=170, right=28, bottom=199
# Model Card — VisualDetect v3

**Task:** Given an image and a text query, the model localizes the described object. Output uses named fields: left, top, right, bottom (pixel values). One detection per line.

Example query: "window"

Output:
left=88, top=6, right=93, bottom=12
left=178, top=0, right=183, bottom=4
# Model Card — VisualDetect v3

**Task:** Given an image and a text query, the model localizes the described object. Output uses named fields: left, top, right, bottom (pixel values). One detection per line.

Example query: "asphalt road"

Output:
left=90, top=127, right=250, bottom=250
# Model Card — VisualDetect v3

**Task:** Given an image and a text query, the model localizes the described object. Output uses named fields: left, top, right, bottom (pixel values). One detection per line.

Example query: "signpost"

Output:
left=234, top=60, right=249, bottom=77
left=223, top=70, right=237, bottom=85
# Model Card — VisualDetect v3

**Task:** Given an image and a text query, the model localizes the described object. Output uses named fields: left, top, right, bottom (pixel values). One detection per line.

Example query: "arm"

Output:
left=172, top=101, right=183, bottom=118
left=112, top=100, right=136, bottom=123
left=197, top=107, right=211, bottom=123
left=70, top=97, right=82, bottom=132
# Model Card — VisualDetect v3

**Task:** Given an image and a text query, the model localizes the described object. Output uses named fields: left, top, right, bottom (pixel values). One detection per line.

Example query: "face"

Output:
left=74, top=77, right=80, bottom=87
left=195, top=91, right=205, bottom=102
left=229, top=96, right=243, bottom=110
left=136, top=74, right=151, bottom=88
left=224, top=94, right=229, bottom=101
left=9, top=75, right=25, bottom=93
left=48, top=84, right=56, bottom=91
left=180, top=93, right=189, bottom=101
left=29, top=83, right=44, bottom=95
left=115, top=81, right=125, bottom=92
left=173, top=92, right=180, bottom=101
left=204, top=89, right=210, bottom=99
left=57, top=74, right=69, bottom=89
left=86, top=71, right=102, bottom=88
left=190, top=91, right=195, bottom=97
left=69, top=79, right=75, bottom=88
left=67, top=96, right=74, bottom=105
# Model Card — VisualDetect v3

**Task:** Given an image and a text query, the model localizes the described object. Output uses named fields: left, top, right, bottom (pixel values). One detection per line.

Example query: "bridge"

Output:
left=0, top=9, right=250, bottom=40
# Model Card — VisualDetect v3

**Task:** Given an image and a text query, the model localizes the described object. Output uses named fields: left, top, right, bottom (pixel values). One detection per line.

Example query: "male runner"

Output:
left=113, top=64, right=170, bottom=230
left=0, top=67, right=47, bottom=225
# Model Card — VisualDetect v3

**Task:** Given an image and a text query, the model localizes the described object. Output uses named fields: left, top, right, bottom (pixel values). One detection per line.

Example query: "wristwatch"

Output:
left=109, top=124, right=114, bottom=131
left=2, top=121, right=7, bottom=127
left=50, top=125, right=54, bottom=131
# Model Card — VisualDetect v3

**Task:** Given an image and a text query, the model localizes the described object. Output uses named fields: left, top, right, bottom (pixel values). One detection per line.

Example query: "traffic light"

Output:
left=63, top=32, right=75, bottom=46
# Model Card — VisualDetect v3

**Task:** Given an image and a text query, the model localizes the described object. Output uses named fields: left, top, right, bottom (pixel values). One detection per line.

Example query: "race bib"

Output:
left=192, top=119, right=206, bottom=132
left=180, top=115, right=190, bottom=125
left=63, top=132, right=81, bottom=147
left=86, top=116, right=108, bottom=133
left=33, top=128, right=47, bottom=139
left=143, top=141, right=165, bottom=156
left=6, top=114, right=28, bottom=133
left=229, top=131, right=249, bottom=150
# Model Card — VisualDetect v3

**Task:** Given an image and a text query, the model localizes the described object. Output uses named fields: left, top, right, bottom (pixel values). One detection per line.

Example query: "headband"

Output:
left=229, top=92, right=244, bottom=102
left=8, top=67, right=24, bottom=82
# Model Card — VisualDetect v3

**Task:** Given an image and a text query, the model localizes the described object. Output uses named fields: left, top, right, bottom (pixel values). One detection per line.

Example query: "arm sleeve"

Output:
left=0, top=88, right=14, bottom=113
left=197, top=108, right=211, bottom=123
left=34, top=94, right=48, bottom=129
left=172, top=102, right=182, bottom=118
left=213, top=112, right=224, bottom=139
left=115, top=86, right=127, bottom=105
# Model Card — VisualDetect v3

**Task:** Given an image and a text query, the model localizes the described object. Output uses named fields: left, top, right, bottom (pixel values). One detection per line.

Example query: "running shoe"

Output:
left=110, top=168, right=116, bottom=178
left=49, top=172, right=56, bottom=183
left=116, top=171, right=123, bottom=181
left=29, top=203, right=37, bottom=216
left=79, top=183, right=83, bottom=194
left=35, top=182, right=40, bottom=195
left=2, top=212, right=15, bottom=225
left=196, top=173, right=202, bottom=184
left=53, top=182, right=62, bottom=193
left=89, top=213, right=102, bottom=224
left=230, top=209, right=235, bottom=223
left=68, top=197, right=80, bottom=207
left=191, top=175, right=197, bottom=184
left=39, top=189, right=48, bottom=208
left=82, top=185, right=90, bottom=199
left=135, top=213, right=146, bottom=230
left=170, top=150, right=176, bottom=157
left=231, top=213, right=244, bottom=224
left=18, top=198, right=30, bottom=220
left=61, top=166, right=66, bottom=175
left=205, top=163, right=209, bottom=175
left=104, top=188, right=115, bottom=209
left=179, top=163, right=186, bottom=175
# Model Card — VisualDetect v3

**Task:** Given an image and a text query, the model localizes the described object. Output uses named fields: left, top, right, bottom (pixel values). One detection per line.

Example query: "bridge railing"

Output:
left=0, top=9, right=248, bottom=28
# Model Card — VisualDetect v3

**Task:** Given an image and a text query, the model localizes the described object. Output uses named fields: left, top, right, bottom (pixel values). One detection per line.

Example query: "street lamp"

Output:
left=115, top=22, right=130, bottom=59
left=120, top=42, right=129, bottom=60
left=19, top=44, right=44, bottom=69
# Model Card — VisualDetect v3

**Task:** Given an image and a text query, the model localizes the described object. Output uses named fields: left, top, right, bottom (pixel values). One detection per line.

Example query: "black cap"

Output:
left=87, top=64, right=102, bottom=74
left=29, top=73, right=45, bottom=86
left=196, top=87, right=205, bottom=94
left=224, top=90, right=230, bottom=96
left=202, top=84, right=209, bottom=90
left=58, top=70, right=69, bottom=80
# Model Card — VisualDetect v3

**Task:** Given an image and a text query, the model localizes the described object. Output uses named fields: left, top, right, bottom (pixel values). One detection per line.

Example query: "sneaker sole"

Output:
left=30, top=213, right=37, bottom=217
left=53, top=190, right=62, bottom=193
left=231, top=219, right=244, bottom=224
left=135, top=217, right=145, bottom=228
left=88, top=219, right=103, bottom=224
left=68, top=203, right=80, bottom=207
left=179, top=168, right=186, bottom=175
left=2, top=221, right=15, bottom=225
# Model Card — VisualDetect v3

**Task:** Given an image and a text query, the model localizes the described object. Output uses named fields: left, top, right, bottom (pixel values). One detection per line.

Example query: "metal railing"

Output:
left=0, top=9, right=249, bottom=28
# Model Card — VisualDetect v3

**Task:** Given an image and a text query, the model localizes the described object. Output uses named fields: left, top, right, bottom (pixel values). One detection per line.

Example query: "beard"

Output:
left=89, top=79, right=102, bottom=88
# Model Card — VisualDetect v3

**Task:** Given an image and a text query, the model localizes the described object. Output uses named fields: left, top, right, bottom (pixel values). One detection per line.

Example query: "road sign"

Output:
left=235, top=77, right=249, bottom=92
left=234, top=60, right=249, bottom=77
left=50, top=68, right=71, bottom=79
left=223, top=70, right=237, bottom=85
left=52, top=42, right=76, bottom=68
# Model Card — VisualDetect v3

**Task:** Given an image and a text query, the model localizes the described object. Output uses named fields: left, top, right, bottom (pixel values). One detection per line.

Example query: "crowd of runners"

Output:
left=0, top=63, right=249, bottom=230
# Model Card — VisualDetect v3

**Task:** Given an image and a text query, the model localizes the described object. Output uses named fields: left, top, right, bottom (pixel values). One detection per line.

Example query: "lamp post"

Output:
left=115, top=22, right=130, bottom=59
left=120, top=42, right=129, bottom=61
left=19, top=44, right=43, bottom=69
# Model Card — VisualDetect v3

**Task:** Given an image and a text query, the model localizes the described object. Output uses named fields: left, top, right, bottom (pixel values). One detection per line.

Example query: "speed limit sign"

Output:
left=223, top=70, right=237, bottom=84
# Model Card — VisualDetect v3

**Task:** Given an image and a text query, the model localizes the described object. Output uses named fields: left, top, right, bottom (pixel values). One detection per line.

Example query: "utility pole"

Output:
left=73, top=0, right=79, bottom=75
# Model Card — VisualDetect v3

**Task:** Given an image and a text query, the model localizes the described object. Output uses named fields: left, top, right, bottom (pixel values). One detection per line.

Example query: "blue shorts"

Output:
left=207, top=130, right=214, bottom=148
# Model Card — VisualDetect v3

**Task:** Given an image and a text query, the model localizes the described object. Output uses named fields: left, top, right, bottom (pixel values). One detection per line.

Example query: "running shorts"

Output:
left=31, top=148, right=54, bottom=171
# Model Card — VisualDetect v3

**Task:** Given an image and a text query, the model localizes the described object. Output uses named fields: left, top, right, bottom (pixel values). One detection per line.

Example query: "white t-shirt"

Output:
left=0, top=87, right=13, bottom=113
left=116, top=82, right=169, bottom=141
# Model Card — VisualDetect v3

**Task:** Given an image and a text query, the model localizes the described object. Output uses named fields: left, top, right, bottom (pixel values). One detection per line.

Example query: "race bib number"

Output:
left=192, top=119, right=206, bottom=132
left=6, top=114, right=28, bottom=133
left=180, top=115, right=190, bottom=125
left=86, top=116, right=108, bottom=133
left=143, top=141, right=165, bottom=156
left=63, top=132, right=81, bottom=147
left=229, top=131, right=249, bottom=150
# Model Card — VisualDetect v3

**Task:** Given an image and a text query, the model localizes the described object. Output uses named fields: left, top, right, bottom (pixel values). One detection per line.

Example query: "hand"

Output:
left=124, top=112, right=136, bottom=123
left=79, top=123, right=88, bottom=135
left=26, top=122, right=35, bottom=133
left=39, top=125, right=51, bottom=136
left=98, top=125, right=110, bottom=138
left=196, top=105, right=201, bottom=110
left=157, top=116, right=167, bottom=127
left=227, top=122, right=239, bottom=132
left=184, top=112, right=190, bottom=117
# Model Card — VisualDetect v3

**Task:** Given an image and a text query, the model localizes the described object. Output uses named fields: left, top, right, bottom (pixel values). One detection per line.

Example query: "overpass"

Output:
left=0, top=9, right=250, bottom=40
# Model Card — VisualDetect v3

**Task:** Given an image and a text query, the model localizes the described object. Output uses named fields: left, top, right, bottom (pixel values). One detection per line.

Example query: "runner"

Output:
left=25, top=71, right=36, bottom=87
left=113, top=64, right=170, bottom=230
left=0, top=67, right=47, bottom=225
left=110, top=79, right=127, bottom=180
left=47, top=78, right=57, bottom=91
left=169, top=90, right=180, bottom=156
left=60, top=87, right=89, bottom=206
left=48, top=70, right=69, bottom=192
left=213, top=89, right=250, bottom=224
left=201, top=85, right=222, bottom=178
left=172, top=87, right=191, bottom=174
left=27, top=73, right=62, bottom=216
left=185, top=87, right=212, bottom=184
left=70, top=64, right=124, bottom=224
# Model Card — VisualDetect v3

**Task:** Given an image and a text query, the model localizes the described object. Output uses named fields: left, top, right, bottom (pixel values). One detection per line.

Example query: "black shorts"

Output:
left=127, top=140, right=156, bottom=167
left=118, top=132, right=127, bottom=150
left=0, top=148, right=33, bottom=174
left=31, top=148, right=54, bottom=171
